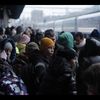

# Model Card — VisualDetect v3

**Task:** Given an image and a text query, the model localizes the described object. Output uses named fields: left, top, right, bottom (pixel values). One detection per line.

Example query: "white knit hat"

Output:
left=4, top=42, right=13, bottom=51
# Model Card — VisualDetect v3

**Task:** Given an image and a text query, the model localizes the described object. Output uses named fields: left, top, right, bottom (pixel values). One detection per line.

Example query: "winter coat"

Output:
left=12, top=53, right=36, bottom=95
left=0, top=58, right=28, bottom=95
left=30, top=53, right=50, bottom=94
left=76, top=38, right=100, bottom=95
left=37, top=55, right=77, bottom=95
left=0, top=37, right=16, bottom=64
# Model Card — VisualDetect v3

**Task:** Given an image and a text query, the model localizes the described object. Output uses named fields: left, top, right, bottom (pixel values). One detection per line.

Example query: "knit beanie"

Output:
left=26, top=42, right=39, bottom=53
left=18, top=34, right=30, bottom=44
left=4, top=42, right=13, bottom=51
left=40, top=37, right=55, bottom=49
left=57, top=48, right=77, bottom=61
left=58, top=32, right=74, bottom=49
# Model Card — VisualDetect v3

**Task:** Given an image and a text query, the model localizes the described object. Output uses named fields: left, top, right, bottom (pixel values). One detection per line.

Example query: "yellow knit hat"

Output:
left=40, top=37, right=55, bottom=49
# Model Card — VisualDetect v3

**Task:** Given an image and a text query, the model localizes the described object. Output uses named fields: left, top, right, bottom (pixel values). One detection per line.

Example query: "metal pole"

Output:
left=3, top=7, right=9, bottom=28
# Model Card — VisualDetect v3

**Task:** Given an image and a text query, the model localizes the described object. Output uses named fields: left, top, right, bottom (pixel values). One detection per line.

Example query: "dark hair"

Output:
left=82, top=63, right=100, bottom=94
left=75, top=32, right=84, bottom=39
left=90, top=29, right=100, bottom=38
left=10, top=26, right=16, bottom=31
left=5, top=27, right=12, bottom=36
left=16, top=26, right=23, bottom=34
left=44, top=29, right=54, bottom=37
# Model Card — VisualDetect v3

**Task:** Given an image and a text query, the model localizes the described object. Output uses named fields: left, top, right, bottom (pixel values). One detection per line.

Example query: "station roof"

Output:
left=0, top=5, right=25, bottom=19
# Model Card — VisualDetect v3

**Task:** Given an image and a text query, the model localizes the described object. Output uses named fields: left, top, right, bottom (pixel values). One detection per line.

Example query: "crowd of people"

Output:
left=0, top=25, right=100, bottom=95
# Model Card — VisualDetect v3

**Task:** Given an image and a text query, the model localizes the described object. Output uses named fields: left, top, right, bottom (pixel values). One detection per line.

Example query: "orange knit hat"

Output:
left=40, top=37, right=55, bottom=49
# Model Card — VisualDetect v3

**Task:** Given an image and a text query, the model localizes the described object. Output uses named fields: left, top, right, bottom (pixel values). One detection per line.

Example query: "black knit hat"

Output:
left=56, top=48, right=77, bottom=61
left=26, top=42, right=39, bottom=53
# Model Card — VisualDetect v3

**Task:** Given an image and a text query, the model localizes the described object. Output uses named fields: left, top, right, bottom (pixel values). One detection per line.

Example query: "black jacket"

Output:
left=37, top=55, right=77, bottom=95
left=77, top=38, right=100, bottom=95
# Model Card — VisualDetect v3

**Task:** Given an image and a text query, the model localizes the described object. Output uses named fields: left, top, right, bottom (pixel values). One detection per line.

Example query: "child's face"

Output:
left=45, top=45, right=55, bottom=57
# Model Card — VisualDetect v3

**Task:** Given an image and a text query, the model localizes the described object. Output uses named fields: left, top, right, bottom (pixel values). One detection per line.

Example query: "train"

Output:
left=37, top=12, right=100, bottom=37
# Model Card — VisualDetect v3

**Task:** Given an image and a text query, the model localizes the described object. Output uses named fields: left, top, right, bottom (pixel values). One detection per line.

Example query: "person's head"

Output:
left=75, top=32, right=84, bottom=45
left=83, top=63, right=100, bottom=95
left=0, top=38, right=16, bottom=63
left=16, top=26, right=23, bottom=34
left=25, top=42, right=39, bottom=55
left=35, top=30, right=44, bottom=45
left=4, top=42, right=13, bottom=58
left=5, top=27, right=12, bottom=36
left=44, top=29, right=56, bottom=42
left=90, top=29, right=100, bottom=40
left=24, top=27, right=33, bottom=37
left=56, top=47, right=77, bottom=71
left=40, top=37, right=55, bottom=57
left=11, top=26, right=17, bottom=36
left=58, top=32, right=74, bottom=49
left=17, top=34, right=30, bottom=44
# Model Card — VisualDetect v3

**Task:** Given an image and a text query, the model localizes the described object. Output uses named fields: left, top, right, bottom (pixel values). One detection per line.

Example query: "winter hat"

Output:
left=58, top=32, right=74, bottom=49
left=57, top=48, right=77, bottom=61
left=40, top=37, right=55, bottom=49
left=4, top=42, right=13, bottom=51
left=17, top=34, right=30, bottom=44
left=26, top=42, right=39, bottom=53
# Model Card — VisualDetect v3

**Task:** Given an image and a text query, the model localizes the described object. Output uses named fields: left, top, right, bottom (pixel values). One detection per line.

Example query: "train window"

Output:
left=77, top=12, right=100, bottom=33
left=62, top=17, right=76, bottom=32
left=78, top=12, right=100, bottom=19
